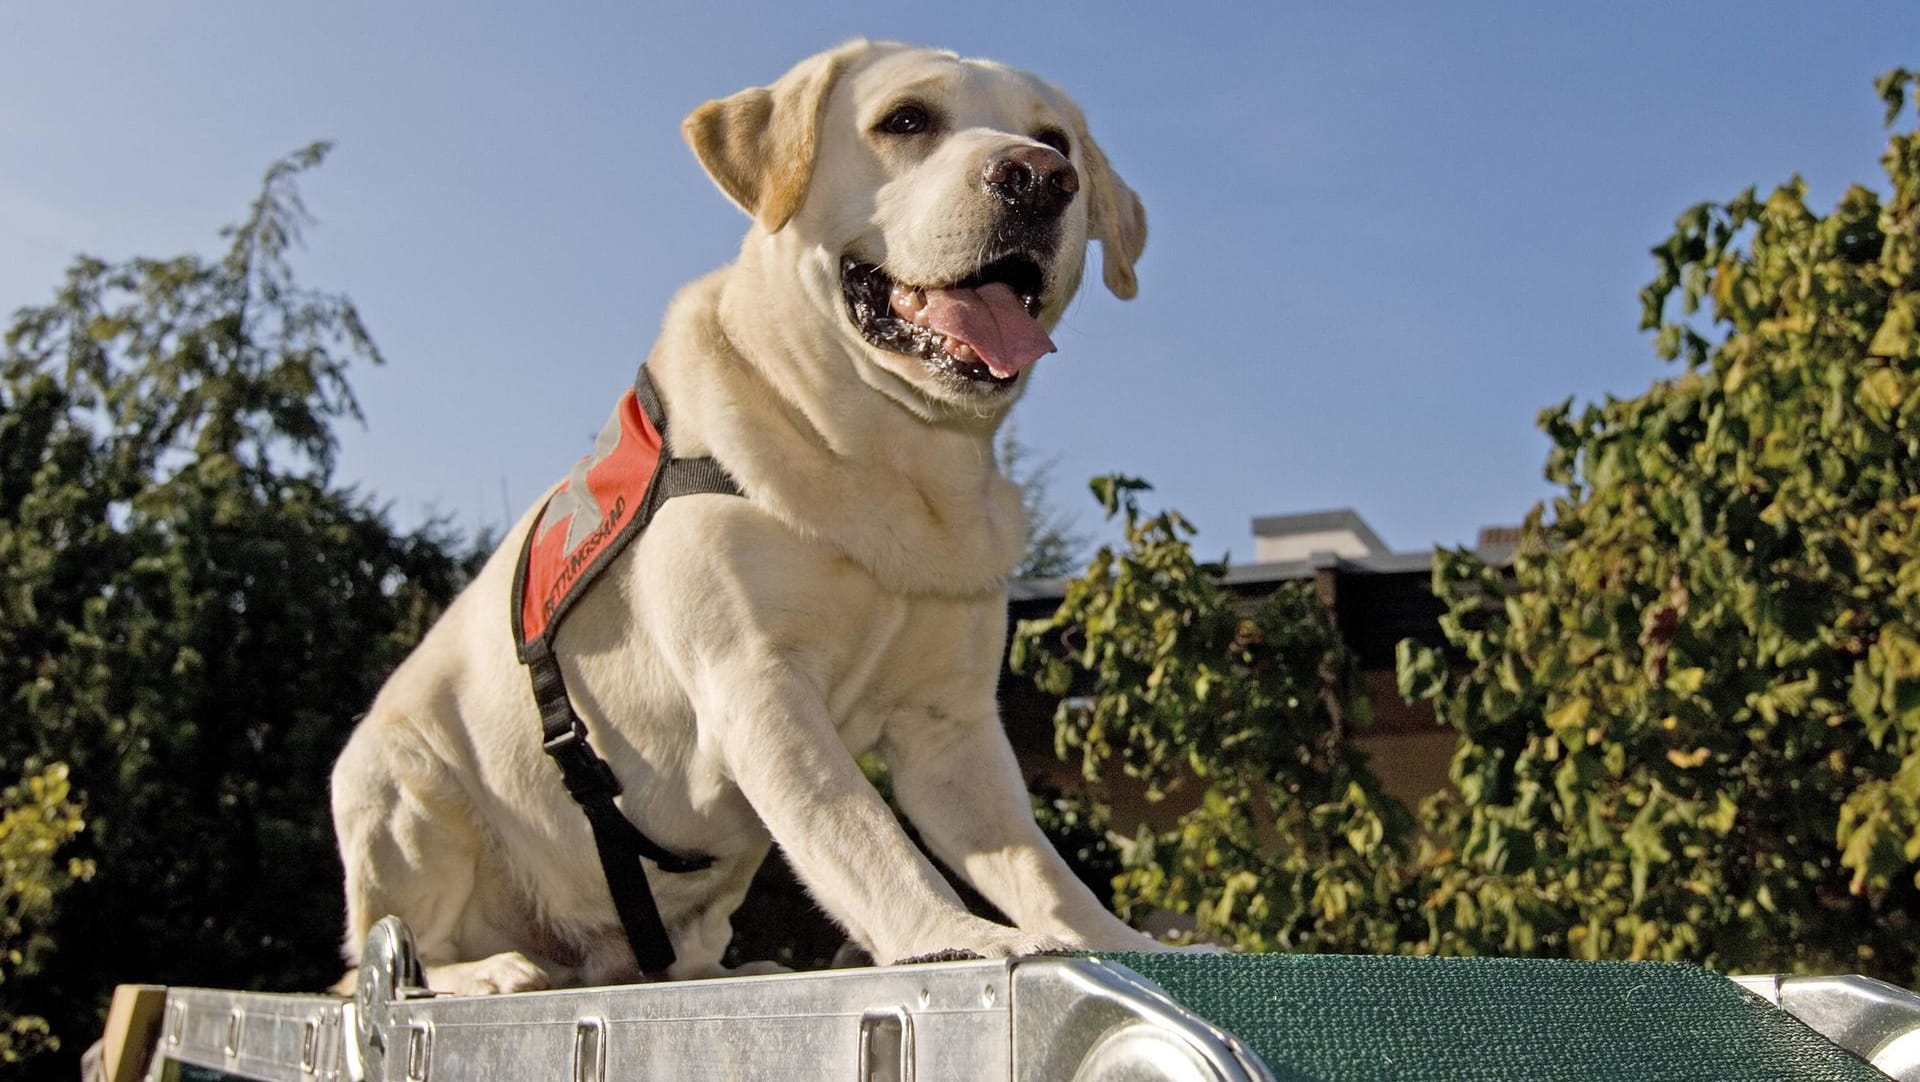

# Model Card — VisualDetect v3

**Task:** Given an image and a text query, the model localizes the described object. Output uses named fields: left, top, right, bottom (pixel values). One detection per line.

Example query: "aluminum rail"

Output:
left=137, top=917, right=1273, bottom=1082
left=1733, top=972, right=1920, bottom=1081
left=112, top=918, right=1920, bottom=1081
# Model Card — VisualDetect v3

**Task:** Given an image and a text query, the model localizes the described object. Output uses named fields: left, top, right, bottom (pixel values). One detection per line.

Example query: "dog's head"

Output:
left=684, top=41, right=1145, bottom=410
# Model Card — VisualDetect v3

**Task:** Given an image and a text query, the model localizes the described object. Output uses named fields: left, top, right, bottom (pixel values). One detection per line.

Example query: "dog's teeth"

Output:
left=947, top=339, right=977, bottom=362
left=890, top=286, right=927, bottom=323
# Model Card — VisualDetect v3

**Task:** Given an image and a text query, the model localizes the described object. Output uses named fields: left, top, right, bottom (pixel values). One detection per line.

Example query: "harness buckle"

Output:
left=541, top=718, right=587, bottom=754
left=543, top=721, right=623, bottom=801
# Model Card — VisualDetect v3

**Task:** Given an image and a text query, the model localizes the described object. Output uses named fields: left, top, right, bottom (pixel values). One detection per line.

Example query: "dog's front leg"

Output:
left=884, top=702, right=1161, bottom=953
left=696, top=664, right=1065, bottom=963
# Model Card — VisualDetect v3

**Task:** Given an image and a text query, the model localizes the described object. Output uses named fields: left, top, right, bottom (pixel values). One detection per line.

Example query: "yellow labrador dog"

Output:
left=330, top=39, right=1153, bottom=994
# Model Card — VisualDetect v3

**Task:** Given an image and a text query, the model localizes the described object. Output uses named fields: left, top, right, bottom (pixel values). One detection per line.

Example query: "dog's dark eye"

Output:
left=1034, top=128, right=1071, bottom=157
left=878, top=104, right=934, bottom=136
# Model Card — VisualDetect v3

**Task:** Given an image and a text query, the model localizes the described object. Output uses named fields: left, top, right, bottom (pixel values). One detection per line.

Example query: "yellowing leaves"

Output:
left=1547, top=696, right=1592, bottom=738
left=1666, top=747, right=1711, bottom=769
left=1860, top=368, right=1907, bottom=412
left=1868, top=294, right=1920, bottom=357
left=1875, top=626, right=1920, bottom=680
left=1665, top=667, right=1707, bottom=696
left=0, top=763, right=93, bottom=1064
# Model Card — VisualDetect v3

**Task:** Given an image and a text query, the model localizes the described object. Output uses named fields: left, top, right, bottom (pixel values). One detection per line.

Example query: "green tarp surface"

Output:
left=1103, top=952, right=1886, bottom=1082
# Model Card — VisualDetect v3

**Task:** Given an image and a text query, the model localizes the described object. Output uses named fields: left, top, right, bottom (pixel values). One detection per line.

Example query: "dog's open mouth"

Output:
left=841, top=255, right=1053, bottom=387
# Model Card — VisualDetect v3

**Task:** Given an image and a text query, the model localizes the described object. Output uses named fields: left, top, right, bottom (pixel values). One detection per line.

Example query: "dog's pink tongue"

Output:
left=918, top=282, right=1055, bottom=377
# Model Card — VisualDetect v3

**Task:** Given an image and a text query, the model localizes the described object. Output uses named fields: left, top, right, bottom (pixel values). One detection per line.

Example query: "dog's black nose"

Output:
left=981, top=145, right=1078, bottom=218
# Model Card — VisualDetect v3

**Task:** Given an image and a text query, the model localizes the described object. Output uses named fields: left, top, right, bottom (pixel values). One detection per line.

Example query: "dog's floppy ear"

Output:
left=1060, top=99, right=1147, bottom=300
left=682, top=41, right=867, bottom=233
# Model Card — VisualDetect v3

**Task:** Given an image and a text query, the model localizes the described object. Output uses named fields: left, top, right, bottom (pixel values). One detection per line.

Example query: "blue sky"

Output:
left=4, top=3, right=1915, bottom=560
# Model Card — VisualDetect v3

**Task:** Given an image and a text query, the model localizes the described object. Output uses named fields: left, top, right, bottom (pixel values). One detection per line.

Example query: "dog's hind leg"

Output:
left=330, top=710, right=572, bottom=995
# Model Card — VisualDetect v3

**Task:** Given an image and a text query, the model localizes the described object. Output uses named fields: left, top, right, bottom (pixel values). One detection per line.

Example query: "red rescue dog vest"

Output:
left=511, top=367, right=739, bottom=975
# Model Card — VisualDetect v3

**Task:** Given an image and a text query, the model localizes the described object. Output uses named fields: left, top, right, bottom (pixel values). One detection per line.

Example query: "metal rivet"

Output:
left=982, top=984, right=997, bottom=1007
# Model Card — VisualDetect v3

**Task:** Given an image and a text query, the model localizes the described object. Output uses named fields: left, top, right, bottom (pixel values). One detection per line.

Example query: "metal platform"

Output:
left=138, top=918, right=1270, bottom=1082
left=104, top=916, right=1920, bottom=1082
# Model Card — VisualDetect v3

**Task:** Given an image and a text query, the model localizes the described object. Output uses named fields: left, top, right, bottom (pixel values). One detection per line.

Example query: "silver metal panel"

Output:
left=1729, top=973, right=1782, bottom=1005
left=383, top=961, right=1009, bottom=1082
left=136, top=915, right=1271, bottom=1082
left=154, top=988, right=346, bottom=1082
left=1735, top=973, right=1920, bottom=1082
left=147, top=962, right=1014, bottom=1081
left=1012, top=958, right=1275, bottom=1082
left=130, top=937, right=1914, bottom=1082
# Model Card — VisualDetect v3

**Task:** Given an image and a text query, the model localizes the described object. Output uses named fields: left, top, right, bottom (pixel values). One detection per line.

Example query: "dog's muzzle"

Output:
left=840, top=254, right=1053, bottom=389
left=982, top=145, right=1079, bottom=220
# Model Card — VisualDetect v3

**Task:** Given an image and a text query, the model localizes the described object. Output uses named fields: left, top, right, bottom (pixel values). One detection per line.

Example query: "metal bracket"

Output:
left=1736, top=973, right=1920, bottom=1081
left=571, top=1017, right=606, bottom=1082
left=354, top=915, right=430, bottom=1080
left=1012, top=957, right=1274, bottom=1082
left=858, top=1007, right=914, bottom=1082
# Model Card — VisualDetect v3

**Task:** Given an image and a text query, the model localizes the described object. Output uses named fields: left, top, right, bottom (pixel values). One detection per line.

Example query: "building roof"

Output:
left=1007, top=549, right=1441, bottom=605
left=1248, top=509, right=1390, bottom=556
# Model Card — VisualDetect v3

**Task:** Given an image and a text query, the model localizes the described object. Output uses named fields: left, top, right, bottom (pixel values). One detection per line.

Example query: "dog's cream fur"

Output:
left=330, top=40, right=1154, bottom=994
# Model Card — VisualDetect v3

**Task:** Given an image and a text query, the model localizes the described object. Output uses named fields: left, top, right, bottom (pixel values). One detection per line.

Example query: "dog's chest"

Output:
left=812, top=590, right=1002, bottom=758
left=820, top=593, right=911, bottom=753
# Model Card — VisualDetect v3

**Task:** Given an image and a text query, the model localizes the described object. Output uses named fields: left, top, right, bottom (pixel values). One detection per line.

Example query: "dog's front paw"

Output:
left=423, top=951, right=563, bottom=995
left=893, top=926, right=1082, bottom=964
left=1074, top=927, right=1169, bottom=953
left=894, top=947, right=987, bottom=965
left=980, top=927, right=1087, bottom=959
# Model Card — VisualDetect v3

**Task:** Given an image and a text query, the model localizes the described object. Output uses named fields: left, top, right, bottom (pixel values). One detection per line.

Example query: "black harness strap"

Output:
left=635, top=369, right=740, bottom=510
left=512, top=366, right=740, bottom=976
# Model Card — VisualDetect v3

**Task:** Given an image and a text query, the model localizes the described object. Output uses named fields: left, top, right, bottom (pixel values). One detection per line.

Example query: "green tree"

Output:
left=997, top=423, right=1091, bottom=579
left=0, top=144, right=472, bottom=1077
left=1012, top=477, right=1416, bottom=951
left=1017, top=68, right=1920, bottom=984
left=0, top=765, right=91, bottom=1066
left=1395, top=68, right=1920, bottom=980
